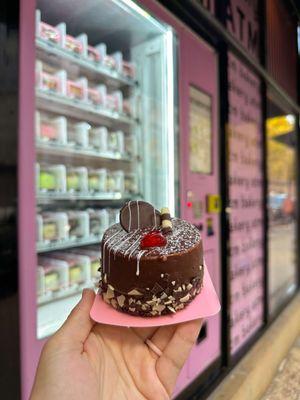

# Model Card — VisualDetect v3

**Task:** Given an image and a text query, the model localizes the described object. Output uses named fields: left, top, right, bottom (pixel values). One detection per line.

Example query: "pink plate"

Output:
left=90, top=265, right=220, bottom=327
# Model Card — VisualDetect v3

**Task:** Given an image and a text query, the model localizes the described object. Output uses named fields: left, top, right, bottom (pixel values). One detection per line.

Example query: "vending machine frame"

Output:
left=10, top=0, right=299, bottom=400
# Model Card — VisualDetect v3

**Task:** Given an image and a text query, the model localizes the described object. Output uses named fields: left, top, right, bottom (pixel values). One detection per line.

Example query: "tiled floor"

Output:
left=261, top=336, right=300, bottom=400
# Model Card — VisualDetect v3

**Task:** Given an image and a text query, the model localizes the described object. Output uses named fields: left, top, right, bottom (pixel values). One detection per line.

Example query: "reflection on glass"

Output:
left=267, top=104, right=297, bottom=315
left=35, top=0, right=177, bottom=338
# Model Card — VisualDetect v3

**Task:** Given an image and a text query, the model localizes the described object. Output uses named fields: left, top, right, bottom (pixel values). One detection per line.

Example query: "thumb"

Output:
left=56, top=288, right=96, bottom=345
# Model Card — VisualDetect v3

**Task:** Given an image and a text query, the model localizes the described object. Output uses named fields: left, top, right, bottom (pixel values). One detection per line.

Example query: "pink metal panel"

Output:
left=140, top=2, right=203, bottom=393
left=178, top=28, right=221, bottom=387
left=142, top=2, right=221, bottom=392
left=19, top=0, right=46, bottom=399
left=144, top=3, right=222, bottom=391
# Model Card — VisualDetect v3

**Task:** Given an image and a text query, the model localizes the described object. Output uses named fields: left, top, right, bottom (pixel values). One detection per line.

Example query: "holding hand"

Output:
left=30, top=289, right=202, bottom=400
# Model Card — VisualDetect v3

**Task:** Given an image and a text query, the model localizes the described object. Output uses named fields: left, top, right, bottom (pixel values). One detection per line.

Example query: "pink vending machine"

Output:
left=140, top=2, right=222, bottom=397
left=177, top=29, right=221, bottom=395
left=18, top=0, right=221, bottom=399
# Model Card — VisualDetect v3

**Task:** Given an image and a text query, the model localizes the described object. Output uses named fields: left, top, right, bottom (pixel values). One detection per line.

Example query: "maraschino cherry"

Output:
left=140, top=230, right=167, bottom=249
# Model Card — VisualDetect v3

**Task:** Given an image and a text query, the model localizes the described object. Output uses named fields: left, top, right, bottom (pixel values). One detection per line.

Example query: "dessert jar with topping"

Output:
left=66, top=77, right=88, bottom=102
left=87, top=45, right=101, bottom=63
left=50, top=252, right=91, bottom=289
left=38, top=164, right=67, bottom=193
left=107, top=170, right=125, bottom=193
left=87, top=84, right=106, bottom=108
left=36, top=112, right=68, bottom=145
left=38, top=257, right=69, bottom=298
left=88, top=208, right=109, bottom=237
left=88, top=169, right=107, bottom=193
left=106, top=90, right=123, bottom=113
left=36, top=61, right=67, bottom=96
left=125, top=173, right=139, bottom=194
left=36, top=10, right=63, bottom=45
left=64, top=32, right=87, bottom=57
left=68, top=122, right=90, bottom=148
left=69, top=248, right=100, bottom=282
left=97, top=44, right=120, bottom=71
left=41, top=212, right=69, bottom=243
left=108, top=130, right=125, bottom=154
left=67, top=211, right=90, bottom=240
left=111, top=51, right=123, bottom=73
left=89, top=127, right=108, bottom=152
left=66, top=166, right=88, bottom=193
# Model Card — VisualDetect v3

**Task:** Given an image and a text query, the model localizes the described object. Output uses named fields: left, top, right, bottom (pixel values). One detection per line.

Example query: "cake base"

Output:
left=91, top=265, right=221, bottom=327
left=99, top=267, right=203, bottom=317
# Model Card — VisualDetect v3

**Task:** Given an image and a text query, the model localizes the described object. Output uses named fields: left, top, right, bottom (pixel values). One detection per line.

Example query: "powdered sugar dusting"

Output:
left=102, top=218, right=201, bottom=260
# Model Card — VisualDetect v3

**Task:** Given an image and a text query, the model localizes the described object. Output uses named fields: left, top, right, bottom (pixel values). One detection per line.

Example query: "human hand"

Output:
left=30, top=289, right=202, bottom=400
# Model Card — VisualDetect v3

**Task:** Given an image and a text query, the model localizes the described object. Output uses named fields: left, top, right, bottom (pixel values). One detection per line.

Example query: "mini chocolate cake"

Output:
left=99, top=200, right=204, bottom=317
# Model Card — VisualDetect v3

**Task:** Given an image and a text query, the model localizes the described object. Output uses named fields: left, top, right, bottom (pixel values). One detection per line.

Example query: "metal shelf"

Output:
left=36, top=140, right=132, bottom=162
left=36, top=191, right=126, bottom=203
left=36, top=37, right=136, bottom=88
left=37, top=291, right=83, bottom=339
left=37, top=235, right=102, bottom=253
left=36, top=90, right=136, bottom=130
left=38, top=284, right=95, bottom=307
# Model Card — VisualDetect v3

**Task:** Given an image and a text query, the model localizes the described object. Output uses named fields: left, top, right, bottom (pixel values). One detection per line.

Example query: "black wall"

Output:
left=0, top=0, right=20, bottom=398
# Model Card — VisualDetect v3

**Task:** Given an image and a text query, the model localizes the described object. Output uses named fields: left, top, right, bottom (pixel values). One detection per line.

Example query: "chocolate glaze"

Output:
left=100, top=217, right=204, bottom=316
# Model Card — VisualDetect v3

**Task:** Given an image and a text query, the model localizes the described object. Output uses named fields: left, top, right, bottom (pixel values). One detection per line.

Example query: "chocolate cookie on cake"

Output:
left=99, top=200, right=204, bottom=317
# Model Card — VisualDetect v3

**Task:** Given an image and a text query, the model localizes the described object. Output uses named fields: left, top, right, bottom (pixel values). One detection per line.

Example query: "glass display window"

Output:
left=266, top=91, right=297, bottom=316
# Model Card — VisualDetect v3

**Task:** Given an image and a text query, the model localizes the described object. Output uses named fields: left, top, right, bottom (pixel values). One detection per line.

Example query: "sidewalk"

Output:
left=261, top=335, right=300, bottom=400
left=207, top=294, right=300, bottom=400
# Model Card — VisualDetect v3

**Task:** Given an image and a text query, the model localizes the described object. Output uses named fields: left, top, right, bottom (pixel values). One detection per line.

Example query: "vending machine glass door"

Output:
left=34, top=0, right=177, bottom=339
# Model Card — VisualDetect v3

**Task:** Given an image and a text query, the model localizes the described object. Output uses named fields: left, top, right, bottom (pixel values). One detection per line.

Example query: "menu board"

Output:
left=189, top=86, right=212, bottom=174
left=228, top=52, right=264, bottom=355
